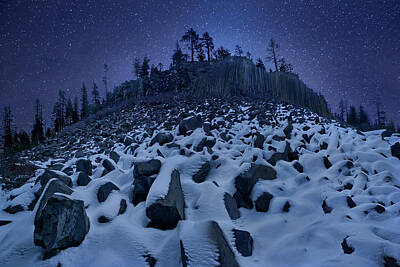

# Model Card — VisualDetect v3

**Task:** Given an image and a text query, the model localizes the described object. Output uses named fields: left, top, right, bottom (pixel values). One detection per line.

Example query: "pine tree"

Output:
left=375, top=98, right=386, bottom=128
left=256, top=58, right=265, bottom=70
left=65, top=98, right=74, bottom=125
left=266, top=38, right=280, bottom=72
left=214, top=46, right=230, bottom=61
left=2, top=106, right=13, bottom=150
left=347, top=105, right=358, bottom=125
left=103, top=63, right=109, bottom=97
left=141, top=57, right=150, bottom=78
left=200, top=32, right=214, bottom=61
left=278, top=57, right=294, bottom=73
left=234, top=45, right=243, bottom=56
left=181, top=28, right=199, bottom=62
left=80, top=83, right=89, bottom=119
left=92, top=81, right=100, bottom=105
left=72, top=96, right=79, bottom=123
left=197, top=44, right=205, bottom=61
left=134, top=58, right=141, bottom=79
left=339, top=99, right=346, bottom=121
left=172, top=42, right=185, bottom=70
left=31, top=99, right=44, bottom=145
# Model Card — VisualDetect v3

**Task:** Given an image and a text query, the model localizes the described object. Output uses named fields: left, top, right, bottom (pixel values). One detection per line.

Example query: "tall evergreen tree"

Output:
left=200, top=32, right=214, bottom=61
left=256, top=58, right=265, bottom=70
left=65, top=98, right=74, bottom=125
left=134, top=58, right=141, bottom=79
left=31, top=99, right=44, bottom=145
left=347, top=105, right=358, bottom=125
left=278, top=57, right=293, bottom=73
left=234, top=45, right=243, bottom=56
left=141, top=57, right=150, bottom=78
left=172, top=42, right=185, bottom=70
left=72, top=96, right=79, bottom=123
left=181, top=28, right=199, bottom=62
left=103, top=63, right=109, bottom=97
left=214, top=46, right=230, bottom=61
left=2, top=106, right=13, bottom=150
left=196, top=44, right=205, bottom=61
left=80, top=83, right=89, bottom=119
left=92, top=81, right=100, bottom=105
left=339, top=99, right=346, bottom=121
left=375, top=98, right=386, bottom=128
left=266, top=38, right=280, bottom=72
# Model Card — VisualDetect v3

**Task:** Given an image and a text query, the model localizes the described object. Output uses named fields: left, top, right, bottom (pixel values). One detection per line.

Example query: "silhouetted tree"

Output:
left=266, top=38, right=280, bottom=72
left=80, top=83, right=89, bottom=119
left=181, top=28, right=199, bottom=62
left=347, top=105, right=358, bottom=125
left=72, top=96, right=79, bottom=123
left=92, top=81, right=100, bottom=105
left=14, top=130, right=30, bottom=151
left=200, top=32, right=214, bottom=61
left=235, top=45, right=243, bottom=56
left=338, top=99, right=346, bottom=121
left=256, top=58, right=265, bottom=70
left=172, top=42, right=185, bottom=70
left=278, top=57, right=293, bottom=73
left=197, top=44, right=205, bottom=61
left=214, top=46, right=230, bottom=61
left=103, top=63, right=109, bottom=96
left=134, top=58, right=141, bottom=79
left=140, top=57, right=150, bottom=78
left=65, top=98, right=74, bottom=125
left=375, top=98, right=386, bottom=128
left=31, top=99, right=44, bottom=145
left=2, top=106, right=13, bottom=150
left=45, top=128, right=53, bottom=138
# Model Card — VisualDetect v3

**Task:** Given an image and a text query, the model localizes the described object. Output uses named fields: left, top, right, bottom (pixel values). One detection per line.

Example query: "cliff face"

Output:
left=187, top=57, right=330, bottom=116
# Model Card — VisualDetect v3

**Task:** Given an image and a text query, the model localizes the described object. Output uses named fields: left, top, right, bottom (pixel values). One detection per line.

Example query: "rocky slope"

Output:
left=1, top=97, right=400, bottom=267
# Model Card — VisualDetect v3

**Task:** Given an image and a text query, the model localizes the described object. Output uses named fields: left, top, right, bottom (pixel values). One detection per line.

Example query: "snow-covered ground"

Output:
left=0, top=99, right=399, bottom=267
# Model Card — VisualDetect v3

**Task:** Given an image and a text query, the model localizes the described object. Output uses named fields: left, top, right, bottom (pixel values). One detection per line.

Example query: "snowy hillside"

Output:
left=1, top=98, right=400, bottom=267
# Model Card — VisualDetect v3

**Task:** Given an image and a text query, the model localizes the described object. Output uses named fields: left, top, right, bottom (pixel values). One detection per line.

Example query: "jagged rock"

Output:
left=268, top=142, right=298, bottom=166
left=34, top=195, right=90, bottom=259
left=293, top=162, right=304, bottom=173
left=235, top=164, right=277, bottom=195
left=98, top=216, right=111, bottom=223
left=192, top=161, right=210, bottom=183
left=124, top=136, right=134, bottom=146
left=374, top=205, right=385, bottom=214
left=320, top=141, right=328, bottom=150
left=133, top=159, right=162, bottom=178
left=37, top=169, right=72, bottom=187
left=283, top=122, right=293, bottom=139
left=75, top=150, right=85, bottom=158
left=233, top=229, right=253, bottom=257
left=282, top=201, right=291, bottom=212
left=323, top=156, right=332, bottom=169
left=102, top=159, right=116, bottom=174
left=346, top=196, right=356, bottom=208
left=322, top=200, right=332, bottom=214
left=224, top=193, right=240, bottom=220
left=255, top=192, right=273, bottom=212
left=109, top=151, right=120, bottom=163
left=62, top=167, right=74, bottom=176
left=144, top=254, right=157, bottom=267
left=208, top=221, right=240, bottom=267
left=150, top=132, right=173, bottom=146
left=194, top=137, right=216, bottom=152
left=146, top=170, right=185, bottom=230
left=341, top=237, right=354, bottom=254
left=132, top=176, right=155, bottom=206
left=391, top=142, right=400, bottom=160
left=233, top=191, right=253, bottom=209
left=118, top=199, right=127, bottom=215
left=253, top=133, right=265, bottom=149
left=0, top=220, right=12, bottom=226
left=4, top=204, right=24, bottom=214
left=384, top=256, right=400, bottom=267
left=76, top=159, right=92, bottom=175
left=97, top=182, right=120, bottom=203
left=179, top=116, right=202, bottom=135
left=77, top=171, right=91, bottom=186
left=180, top=240, right=188, bottom=267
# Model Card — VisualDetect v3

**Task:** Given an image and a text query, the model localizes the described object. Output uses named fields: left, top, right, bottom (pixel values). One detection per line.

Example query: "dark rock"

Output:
left=62, top=167, right=74, bottom=176
left=150, top=132, right=173, bottom=146
left=233, top=191, right=253, bottom=209
left=179, top=116, right=202, bottom=135
left=208, top=221, right=240, bottom=267
left=118, top=199, right=127, bottom=215
left=75, top=150, right=85, bottom=158
left=283, top=122, right=293, bottom=139
left=382, top=130, right=394, bottom=138
left=233, top=229, right=253, bottom=257
left=235, top=164, right=277, bottom=195
left=322, top=200, right=332, bottom=214
left=303, top=126, right=310, bottom=131
left=320, top=142, right=328, bottom=150
left=293, top=162, right=304, bottom=173
left=124, top=136, right=134, bottom=146
left=109, top=151, right=120, bottom=163
left=346, top=196, right=356, bottom=208
left=102, top=159, right=116, bottom=173
left=341, top=237, right=354, bottom=254
left=254, top=133, right=265, bottom=149
left=374, top=205, right=385, bottom=214
left=384, top=256, right=400, bottom=267
left=323, top=156, right=332, bottom=169
left=255, top=192, right=273, bottom=212
left=344, top=183, right=353, bottom=190
left=346, top=160, right=354, bottom=169
left=76, top=159, right=92, bottom=175
left=180, top=240, right=188, bottom=267
left=146, top=170, right=185, bottom=230
left=194, top=137, right=216, bottom=152
left=203, top=122, right=211, bottom=133
left=132, top=176, right=155, bottom=205
left=97, top=182, right=120, bottom=203
left=268, top=142, right=298, bottom=165
left=144, top=254, right=157, bottom=267
left=192, top=161, right=211, bottom=183
left=77, top=172, right=91, bottom=186
left=224, top=193, right=240, bottom=220
left=4, top=204, right=24, bottom=214
left=34, top=195, right=90, bottom=259
left=0, top=220, right=12, bottom=226
left=133, top=159, right=162, bottom=178
left=98, top=216, right=111, bottom=223
left=391, top=143, right=400, bottom=160
left=282, top=201, right=291, bottom=212
left=37, top=170, right=72, bottom=187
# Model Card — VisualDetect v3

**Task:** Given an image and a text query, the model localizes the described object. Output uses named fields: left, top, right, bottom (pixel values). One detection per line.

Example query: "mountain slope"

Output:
left=1, top=97, right=400, bottom=267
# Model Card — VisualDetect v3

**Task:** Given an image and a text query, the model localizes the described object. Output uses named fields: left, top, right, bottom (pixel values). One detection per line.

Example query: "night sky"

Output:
left=1, top=0, right=399, bottom=131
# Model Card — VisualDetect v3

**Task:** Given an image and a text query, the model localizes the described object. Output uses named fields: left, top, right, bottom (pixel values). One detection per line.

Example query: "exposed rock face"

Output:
left=133, top=159, right=161, bottom=178
left=255, top=192, right=273, bottom=212
left=77, top=171, right=91, bottom=186
left=132, top=176, right=155, bottom=206
left=37, top=170, right=72, bottom=187
left=253, top=132, right=265, bottom=149
left=194, top=137, right=216, bottom=152
left=178, top=116, right=202, bottom=135
left=391, top=142, right=400, bottom=160
left=235, top=164, right=277, bottom=195
left=224, top=193, right=240, bottom=220
left=76, top=159, right=92, bottom=175
left=150, top=132, right=173, bottom=146
left=109, top=151, right=120, bottom=163
left=208, top=221, right=240, bottom=267
left=146, top=170, right=185, bottom=230
left=233, top=229, right=253, bottom=257
left=34, top=195, right=90, bottom=259
left=97, top=182, right=120, bottom=203
left=192, top=161, right=210, bottom=183
left=4, top=204, right=24, bottom=214
left=102, top=159, right=116, bottom=175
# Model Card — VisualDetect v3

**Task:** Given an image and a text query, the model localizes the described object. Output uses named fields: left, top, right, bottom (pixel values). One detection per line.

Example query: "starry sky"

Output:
left=1, top=0, right=399, bottom=131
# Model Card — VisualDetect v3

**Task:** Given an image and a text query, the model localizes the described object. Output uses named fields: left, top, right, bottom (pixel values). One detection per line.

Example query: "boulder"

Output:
left=76, top=159, right=92, bottom=175
left=283, top=122, right=293, bottom=139
left=109, top=151, right=120, bottom=163
left=208, top=221, right=240, bottom=267
left=132, top=176, right=156, bottom=206
left=179, top=116, right=202, bottom=135
left=293, top=162, right=304, bottom=173
left=233, top=191, right=253, bottom=209
left=118, top=199, right=127, bottom=215
left=233, top=229, right=253, bottom=257
left=98, top=216, right=111, bottom=223
left=323, top=156, right=332, bottom=169
left=224, top=193, right=240, bottom=220
left=77, top=172, right=91, bottom=186
left=194, top=137, right=216, bottom=152
left=150, top=132, right=173, bottom=146
left=255, top=192, right=273, bottom=212
left=235, top=164, right=277, bottom=195
left=102, top=159, right=116, bottom=173
left=97, top=182, right=120, bottom=203
left=37, top=170, right=72, bottom=187
left=146, top=170, right=185, bottom=230
left=391, top=142, right=400, bottom=160
left=34, top=195, right=90, bottom=259
left=253, top=133, right=265, bottom=149
left=192, top=161, right=211, bottom=183
left=133, top=159, right=162, bottom=178
left=0, top=220, right=12, bottom=226
left=4, top=204, right=24, bottom=214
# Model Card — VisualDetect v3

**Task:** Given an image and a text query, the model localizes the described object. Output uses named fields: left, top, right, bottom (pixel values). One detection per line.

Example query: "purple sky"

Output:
left=1, top=0, right=399, bottom=131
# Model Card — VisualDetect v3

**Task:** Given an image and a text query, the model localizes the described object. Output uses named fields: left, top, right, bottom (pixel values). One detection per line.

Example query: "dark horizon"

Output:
left=1, top=0, right=399, bottom=131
